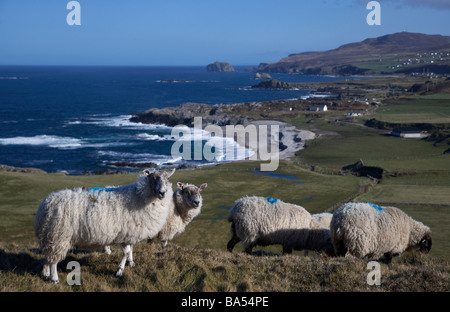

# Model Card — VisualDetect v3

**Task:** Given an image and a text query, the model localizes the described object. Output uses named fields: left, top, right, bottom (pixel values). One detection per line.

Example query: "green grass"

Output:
left=0, top=161, right=364, bottom=251
left=373, top=94, right=450, bottom=124
left=297, top=123, right=450, bottom=172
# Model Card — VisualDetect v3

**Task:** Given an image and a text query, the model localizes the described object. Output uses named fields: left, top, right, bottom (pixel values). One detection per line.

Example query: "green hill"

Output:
left=256, top=32, right=450, bottom=75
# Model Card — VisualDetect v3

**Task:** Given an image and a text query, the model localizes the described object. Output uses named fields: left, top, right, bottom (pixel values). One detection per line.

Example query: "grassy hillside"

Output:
left=1, top=243, right=449, bottom=292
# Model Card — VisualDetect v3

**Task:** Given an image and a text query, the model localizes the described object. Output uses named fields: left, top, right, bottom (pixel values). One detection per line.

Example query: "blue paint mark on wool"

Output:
left=266, top=197, right=279, bottom=205
left=88, top=187, right=117, bottom=193
left=368, top=203, right=383, bottom=211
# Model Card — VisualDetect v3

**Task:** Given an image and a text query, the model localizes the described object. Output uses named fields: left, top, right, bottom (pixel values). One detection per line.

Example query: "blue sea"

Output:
left=0, top=66, right=348, bottom=174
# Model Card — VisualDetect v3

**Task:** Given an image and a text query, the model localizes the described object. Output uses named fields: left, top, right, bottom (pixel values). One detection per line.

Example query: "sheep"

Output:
left=154, top=182, right=207, bottom=248
left=227, top=196, right=335, bottom=256
left=34, top=168, right=175, bottom=283
left=303, top=212, right=333, bottom=256
left=330, top=202, right=432, bottom=263
left=312, top=212, right=333, bottom=228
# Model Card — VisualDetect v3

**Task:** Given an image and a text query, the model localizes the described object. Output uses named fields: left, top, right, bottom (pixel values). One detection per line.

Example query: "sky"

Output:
left=0, top=0, right=449, bottom=66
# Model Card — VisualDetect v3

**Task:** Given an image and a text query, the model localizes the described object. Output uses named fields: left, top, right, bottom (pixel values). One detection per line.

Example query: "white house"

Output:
left=309, top=104, right=328, bottom=112
left=391, top=127, right=422, bottom=138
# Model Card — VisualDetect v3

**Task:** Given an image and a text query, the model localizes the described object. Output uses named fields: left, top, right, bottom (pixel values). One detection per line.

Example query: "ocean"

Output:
left=0, top=65, right=349, bottom=174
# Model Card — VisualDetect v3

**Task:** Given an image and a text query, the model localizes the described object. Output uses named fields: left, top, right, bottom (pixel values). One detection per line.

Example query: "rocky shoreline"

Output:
left=130, top=100, right=318, bottom=162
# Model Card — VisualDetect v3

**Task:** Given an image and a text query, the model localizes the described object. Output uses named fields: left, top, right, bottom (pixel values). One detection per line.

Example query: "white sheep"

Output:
left=330, top=202, right=432, bottom=263
left=227, top=196, right=335, bottom=255
left=312, top=212, right=333, bottom=228
left=34, top=168, right=175, bottom=283
left=154, top=182, right=207, bottom=248
left=303, top=212, right=333, bottom=256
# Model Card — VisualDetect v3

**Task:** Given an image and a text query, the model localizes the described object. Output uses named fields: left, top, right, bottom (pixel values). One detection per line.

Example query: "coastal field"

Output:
left=1, top=82, right=450, bottom=292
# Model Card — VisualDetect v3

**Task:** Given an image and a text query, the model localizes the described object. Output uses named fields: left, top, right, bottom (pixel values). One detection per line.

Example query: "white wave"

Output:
left=136, top=133, right=176, bottom=141
left=0, top=135, right=83, bottom=149
left=203, top=136, right=254, bottom=162
left=86, top=115, right=171, bottom=130
left=0, top=135, right=136, bottom=150
left=99, top=150, right=183, bottom=165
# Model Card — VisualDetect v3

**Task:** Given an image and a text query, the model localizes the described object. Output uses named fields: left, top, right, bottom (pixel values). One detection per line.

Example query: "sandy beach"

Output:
left=222, top=120, right=316, bottom=161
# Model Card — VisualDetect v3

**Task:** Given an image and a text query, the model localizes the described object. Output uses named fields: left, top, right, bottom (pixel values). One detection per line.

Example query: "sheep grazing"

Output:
left=34, top=168, right=175, bottom=283
left=227, top=196, right=335, bottom=255
left=330, top=202, right=432, bottom=263
left=155, top=182, right=207, bottom=248
left=303, top=212, right=333, bottom=256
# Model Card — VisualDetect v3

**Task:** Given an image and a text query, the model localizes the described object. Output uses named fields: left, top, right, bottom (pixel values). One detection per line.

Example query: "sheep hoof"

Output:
left=116, top=269, right=124, bottom=277
left=128, top=261, right=136, bottom=268
left=51, top=278, right=59, bottom=284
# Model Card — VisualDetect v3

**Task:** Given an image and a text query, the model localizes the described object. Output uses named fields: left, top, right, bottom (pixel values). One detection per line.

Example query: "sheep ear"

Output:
left=177, top=182, right=184, bottom=190
left=166, top=168, right=176, bottom=178
left=199, top=183, right=207, bottom=191
left=143, top=168, right=155, bottom=176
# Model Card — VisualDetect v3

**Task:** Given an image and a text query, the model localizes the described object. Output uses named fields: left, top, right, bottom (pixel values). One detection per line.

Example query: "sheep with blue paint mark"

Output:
left=34, top=168, right=175, bottom=283
left=227, top=196, right=335, bottom=255
left=330, top=202, right=432, bottom=263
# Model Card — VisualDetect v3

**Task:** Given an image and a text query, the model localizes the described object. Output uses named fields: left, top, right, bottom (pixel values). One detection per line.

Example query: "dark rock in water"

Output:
left=90, top=168, right=129, bottom=175
left=107, top=162, right=158, bottom=168
left=130, top=102, right=251, bottom=127
left=206, top=61, right=236, bottom=72
left=254, top=72, right=272, bottom=80
left=176, top=163, right=198, bottom=170
left=251, top=79, right=294, bottom=89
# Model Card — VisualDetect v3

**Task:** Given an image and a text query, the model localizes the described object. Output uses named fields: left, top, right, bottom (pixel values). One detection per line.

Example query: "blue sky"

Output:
left=0, top=0, right=449, bottom=66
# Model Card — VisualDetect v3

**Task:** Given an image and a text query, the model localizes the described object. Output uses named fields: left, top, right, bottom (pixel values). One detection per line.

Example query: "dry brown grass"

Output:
left=1, top=243, right=448, bottom=292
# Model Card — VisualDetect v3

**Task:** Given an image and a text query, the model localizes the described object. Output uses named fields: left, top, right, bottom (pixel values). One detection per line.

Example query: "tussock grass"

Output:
left=1, top=243, right=448, bottom=292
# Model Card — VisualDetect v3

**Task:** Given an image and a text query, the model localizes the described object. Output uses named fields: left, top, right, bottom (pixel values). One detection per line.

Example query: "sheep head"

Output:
left=144, top=168, right=175, bottom=200
left=177, top=182, right=207, bottom=209
left=419, top=233, right=432, bottom=253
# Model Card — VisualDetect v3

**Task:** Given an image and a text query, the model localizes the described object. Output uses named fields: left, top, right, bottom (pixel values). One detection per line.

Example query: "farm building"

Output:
left=309, top=104, right=328, bottom=112
left=391, top=127, right=422, bottom=138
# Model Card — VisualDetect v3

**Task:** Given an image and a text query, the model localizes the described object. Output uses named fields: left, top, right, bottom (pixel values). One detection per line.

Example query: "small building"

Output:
left=391, top=127, right=422, bottom=138
left=309, top=104, right=328, bottom=112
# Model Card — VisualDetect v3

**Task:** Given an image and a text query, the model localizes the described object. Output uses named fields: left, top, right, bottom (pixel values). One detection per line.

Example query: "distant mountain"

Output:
left=256, top=32, right=450, bottom=75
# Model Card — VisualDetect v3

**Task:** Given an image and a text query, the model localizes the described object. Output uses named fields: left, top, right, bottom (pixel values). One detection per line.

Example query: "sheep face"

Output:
left=177, top=182, right=207, bottom=209
left=419, top=233, right=432, bottom=253
left=144, top=168, right=175, bottom=200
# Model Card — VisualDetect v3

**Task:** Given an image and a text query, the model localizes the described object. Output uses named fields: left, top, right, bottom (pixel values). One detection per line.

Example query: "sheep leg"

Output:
left=227, top=221, right=240, bottom=252
left=244, top=244, right=255, bottom=255
left=116, top=244, right=132, bottom=277
left=160, top=240, right=168, bottom=249
left=127, top=245, right=136, bottom=267
left=50, top=263, right=59, bottom=283
left=282, top=246, right=293, bottom=255
left=227, top=236, right=240, bottom=252
left=42, top=262, right=50, bottom=280
left=104, top=245, right=112, bottom=255
left=382, top=252, right=393, bottom=265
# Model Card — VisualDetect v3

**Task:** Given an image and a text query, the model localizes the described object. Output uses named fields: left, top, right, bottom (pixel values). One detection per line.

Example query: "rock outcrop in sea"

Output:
left=206, top=61, right=236, bottom=72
